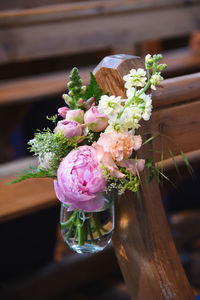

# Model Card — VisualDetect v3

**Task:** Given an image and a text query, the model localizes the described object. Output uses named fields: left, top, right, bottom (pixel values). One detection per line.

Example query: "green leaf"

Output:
left=168, top=148, right=181, bottom=177
left=83, top=72, right=103, bottom=104
left=181, top=150, right=193, bottom=174
left=145, top=156, right=154, bottom=168
left=8, top=166, right=56, bottom=184
left=142, top=134, right=158, bottom=146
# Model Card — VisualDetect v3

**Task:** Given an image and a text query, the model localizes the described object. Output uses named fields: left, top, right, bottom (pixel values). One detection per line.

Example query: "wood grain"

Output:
left=0, top=67, right=91, bottom=106
left=94, top=54, right=195, bottom=299
left=0, top=1, right=199, bottom=64
left=0, top=176, right=57, bottom=222
left=0, top=49, right=199, bottom=106
left=152, top=72, right=200, bottom=108
left=151, top=100, right=200, bottom=160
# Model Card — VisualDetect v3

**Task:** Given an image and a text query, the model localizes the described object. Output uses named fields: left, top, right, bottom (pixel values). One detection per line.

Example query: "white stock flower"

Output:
left=123, top=68, right=147, bottom=89
left=150, top=73, right=163, bottom=90
left=139, top=93, right=152, bottom=121
left=98, top=95, right=123, bottom=119
left=106, top=105, right=142, bottom=133
left=126, top=87, right=135, bottom=99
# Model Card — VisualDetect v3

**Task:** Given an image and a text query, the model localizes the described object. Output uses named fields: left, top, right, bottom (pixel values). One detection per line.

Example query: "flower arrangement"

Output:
left=11, top=54, right=167, bottom=253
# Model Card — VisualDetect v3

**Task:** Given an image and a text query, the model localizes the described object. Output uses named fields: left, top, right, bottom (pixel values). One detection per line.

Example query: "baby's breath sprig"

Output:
left=28, top=129, right=79, bottom=173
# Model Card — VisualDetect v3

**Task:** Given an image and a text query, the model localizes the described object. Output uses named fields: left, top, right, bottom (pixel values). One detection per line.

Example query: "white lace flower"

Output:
left=150, top=73, right=163, bottom=90
left=39, top=152, right=55, bottom=170
left=98, top=95, right=123, bottom=118
left=123, top=68, right=147, bottom=89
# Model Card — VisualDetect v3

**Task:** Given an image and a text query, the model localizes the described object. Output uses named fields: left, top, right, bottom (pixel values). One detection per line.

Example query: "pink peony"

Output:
left=54, top=120, right=82, bottom=138
left=84, top=105, right=108, bottom=132
left=65, top=109, right=84, bottom=124
left=54, top=146, right=106, bottom=211
left=96, top=131, right=142, bottom=162
left=58, top=107, right=69, bottom=118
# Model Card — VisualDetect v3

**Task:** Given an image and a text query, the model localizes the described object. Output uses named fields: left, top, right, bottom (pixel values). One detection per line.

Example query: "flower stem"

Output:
left=60, top=212, right=77, bottom=229
left=77, top=223, right=85, bottom=246
left=93, top=213, right=103, bottom=238
left=87, top=219, right=95, bottom=244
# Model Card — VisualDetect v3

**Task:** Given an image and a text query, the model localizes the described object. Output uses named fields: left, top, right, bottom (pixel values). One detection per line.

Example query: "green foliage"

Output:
left=101, top=165, right=140, bottom=195
left=9, top=166, right=56, bottom=184
left=83, top=72, right=103, bottom=105
left=145, top=156, right=155, bottom=182
left=46, top=115, right=58, bottom=126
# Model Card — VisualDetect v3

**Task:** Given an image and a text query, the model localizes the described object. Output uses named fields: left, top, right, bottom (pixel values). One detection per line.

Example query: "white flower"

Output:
left=123, top=68, right=147, bottom=89
left=98, top=95, right=123, bottom=119
left=145, top=54, right=152, bottom=63
left=137, top=93, right=152, bottom=121
left=106, top=105, right=142, bottom=133
left=150, top=73, right=163, bottom=90
left=126, top=87, right=135, bottom=99
left=39, top=152, right=54, bottom=170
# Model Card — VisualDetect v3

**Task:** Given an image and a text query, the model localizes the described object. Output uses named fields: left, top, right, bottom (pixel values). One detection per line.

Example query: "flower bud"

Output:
left=84, top=105, right=108, bottom=132
left=153, top=54, right=163, bottom=63
left=77, top=98, right=85, bottom=107
left=145, top=54, right=154, bottom=69
left=54, top=120, right=82, bottom=138
left=81, top=85, right=87, bottom=94
left=65, top=109, right=84, bottom=124
left=157, top=64, right=167, bottom=71
left=58, top=107, right=69, bottom=118
left=84, top=97, right=95, bottom=110
left=62, top=94, right=73, bottom=106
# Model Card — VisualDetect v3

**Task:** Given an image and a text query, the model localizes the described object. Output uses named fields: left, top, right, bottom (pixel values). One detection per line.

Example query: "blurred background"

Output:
left=0, top=0, right=200, bottom=299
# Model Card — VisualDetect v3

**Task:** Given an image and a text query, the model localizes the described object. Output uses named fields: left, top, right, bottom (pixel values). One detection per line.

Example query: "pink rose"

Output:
left=65, top=109, right=84, bottom=124
left=84, top=105, right=108, bottom=132
left=54, top=120, right=82, bottom=138
left=58, top=107, right=69, bottom=118
left=54, top=146, right=106, bottom=211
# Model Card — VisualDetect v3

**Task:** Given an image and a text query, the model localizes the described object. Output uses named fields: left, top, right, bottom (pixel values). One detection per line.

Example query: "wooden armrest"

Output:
left=0, top=174, right=57, bottom=222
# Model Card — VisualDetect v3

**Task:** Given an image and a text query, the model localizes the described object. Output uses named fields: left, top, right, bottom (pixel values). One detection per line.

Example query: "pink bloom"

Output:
left=65, top=109, right=84, bottom=124
left=54, top=146, right=106, bottom=211
left=93, top=142, right=125, bottom=178
left=54, top=120, right=82, bottom=138
left=58, top=107, right=69, bottom=118
left=117, top=159, right=145, bottom=175
left=96, top=132, right=142, bottom=162
left=84, top=105, right=108, bottom=132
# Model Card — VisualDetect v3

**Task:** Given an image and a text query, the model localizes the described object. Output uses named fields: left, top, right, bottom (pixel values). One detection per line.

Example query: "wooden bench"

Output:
left=94, top=54, right=200, bottom=299
left=1, top=54, right=200, bottom=299
left=1, top=0, right=200, bottom=223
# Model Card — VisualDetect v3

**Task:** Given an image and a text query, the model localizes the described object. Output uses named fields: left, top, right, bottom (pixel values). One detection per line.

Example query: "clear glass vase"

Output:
left=60, top=192, right=114, bottom=254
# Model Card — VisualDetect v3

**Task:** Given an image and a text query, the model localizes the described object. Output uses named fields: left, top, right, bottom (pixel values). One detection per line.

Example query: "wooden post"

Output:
left=93, top=54, right=195, bottom=300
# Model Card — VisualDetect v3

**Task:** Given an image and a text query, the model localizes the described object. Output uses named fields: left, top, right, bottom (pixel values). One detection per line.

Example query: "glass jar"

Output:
left=60, top=192, right=114, bottom=254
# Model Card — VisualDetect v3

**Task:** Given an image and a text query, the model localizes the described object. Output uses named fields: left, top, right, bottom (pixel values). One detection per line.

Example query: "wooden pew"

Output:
left=94, top=54, right=199, bottom=299
left=0, top=0, right=200, bottom=223
left=1, top=55, right=200, bottom=299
